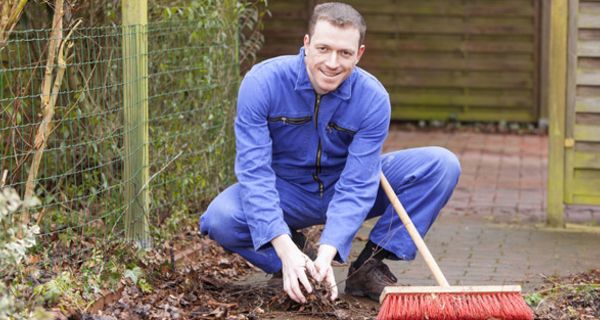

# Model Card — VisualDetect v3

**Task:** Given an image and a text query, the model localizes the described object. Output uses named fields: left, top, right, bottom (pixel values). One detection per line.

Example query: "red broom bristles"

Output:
left=378, top=292, right=533, bottom=320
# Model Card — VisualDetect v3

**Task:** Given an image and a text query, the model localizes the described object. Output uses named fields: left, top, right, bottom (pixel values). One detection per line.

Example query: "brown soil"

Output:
left=80, top=231, right=378, bottom=320
left=531, top=269, right=600, bottom=320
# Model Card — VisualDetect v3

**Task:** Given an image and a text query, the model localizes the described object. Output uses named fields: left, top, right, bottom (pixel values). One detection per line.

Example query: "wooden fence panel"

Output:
left=258, top=0, right=540, bottom=122
left=565, top=0, right=600, bottom=205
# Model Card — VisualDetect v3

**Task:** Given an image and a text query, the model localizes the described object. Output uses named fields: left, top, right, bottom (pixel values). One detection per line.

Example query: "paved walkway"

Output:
left=340, top=215, right=600, bottom=294
left=246, top=129, right=600, bottom=297
left=383, top=128, right=600, bottom=224
left=336, top=129, right=600, bottom=294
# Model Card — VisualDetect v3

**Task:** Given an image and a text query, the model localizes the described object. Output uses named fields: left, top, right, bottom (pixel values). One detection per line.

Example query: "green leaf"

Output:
left=524, top=292, right=543, bottom=306
left=124, top=266, right=144, bottom=285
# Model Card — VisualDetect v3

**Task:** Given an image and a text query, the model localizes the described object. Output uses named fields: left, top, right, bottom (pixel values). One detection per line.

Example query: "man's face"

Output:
left=304, top=20, right=365, bottom=95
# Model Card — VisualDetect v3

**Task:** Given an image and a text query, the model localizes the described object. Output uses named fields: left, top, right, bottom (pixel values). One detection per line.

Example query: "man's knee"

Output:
left=428, top=146, right=461, bottom=182
left=199, top=196, right=240, bottom=246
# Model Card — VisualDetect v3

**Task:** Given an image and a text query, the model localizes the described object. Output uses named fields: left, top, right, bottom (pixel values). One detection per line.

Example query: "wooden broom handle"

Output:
left=380, top=172, right=451, bottom=287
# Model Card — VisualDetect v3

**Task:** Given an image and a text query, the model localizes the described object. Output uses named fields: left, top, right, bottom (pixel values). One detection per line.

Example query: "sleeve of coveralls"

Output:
left=234, top=74, right=290, bottom=251
left=319, top=93, right=391, bottom=262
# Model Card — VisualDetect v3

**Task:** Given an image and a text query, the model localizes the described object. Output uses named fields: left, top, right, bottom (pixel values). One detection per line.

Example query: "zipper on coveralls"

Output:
left=312, top=94, right=324, bottom=198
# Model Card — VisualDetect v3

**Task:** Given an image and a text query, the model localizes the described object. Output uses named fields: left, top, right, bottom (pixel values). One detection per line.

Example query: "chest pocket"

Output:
left=267, top=115, right=312, bottom=159
left=268, top=116, right=312, bottom=125
left=326, top=122, right=356, bottom=155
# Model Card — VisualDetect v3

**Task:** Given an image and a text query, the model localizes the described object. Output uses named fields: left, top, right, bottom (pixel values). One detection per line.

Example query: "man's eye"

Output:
left=342, top=51, right=352, bottom=57
left=317, top=47, right=327, bottom=52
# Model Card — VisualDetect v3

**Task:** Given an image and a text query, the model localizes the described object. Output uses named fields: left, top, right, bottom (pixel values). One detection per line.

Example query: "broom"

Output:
left=377, top=172, right=533, bottom=320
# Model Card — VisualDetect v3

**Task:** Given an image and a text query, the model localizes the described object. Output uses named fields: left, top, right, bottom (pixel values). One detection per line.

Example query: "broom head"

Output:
left=378, top=285, right=533, bottom=320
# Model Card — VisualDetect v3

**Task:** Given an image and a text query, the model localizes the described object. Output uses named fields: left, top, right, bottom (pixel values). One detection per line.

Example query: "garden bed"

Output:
left=80, top=231, right=378, bottom=320
left=74, top=229, right=598, bottom=320
left=530, top=269, right=600, bottom=319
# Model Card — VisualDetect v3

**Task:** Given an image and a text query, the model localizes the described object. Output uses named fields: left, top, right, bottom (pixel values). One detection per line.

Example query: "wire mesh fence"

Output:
left=1, top=10, right=239, bottom=263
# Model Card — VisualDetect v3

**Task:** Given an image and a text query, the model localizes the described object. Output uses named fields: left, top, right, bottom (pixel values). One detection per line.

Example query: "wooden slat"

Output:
left=571, top=194, right=600, bottom=206
left=579, top=29, right=600, bottom=41
left=574, top=152, right=600, bottom=169
left=574, top=124, right=600, bottom=141
left=579, top=1, right=600, bottom=14
left=265, top=10, right=307, bottom=20
left=262, top=18, right=306, bottom=26
left=579, top=57, right=600, bottom=68
left=265, top=17, right=534, bottom=36
left=267, top=1, right=306, bottom=11
left=577, top=40, right=600, bottom=57
left=571, top=176, right=600, bottom=194
left=361, top=54, right=534, bottom=71
left=575, top=141, right=600, bottom=152
left=464, top=2, right=534, bottom=17
left=389, top=92, right=531, bottom=108
left=576, top=112, right=600, bottom=124
left=346, top=0, right=534, bottom=17
left=577, top=86, right=600, bottom=96
left=576, top=97, right=600, bottom=112
left=364, top=38, right=534, bottom=53
left=576, top=70, right=600, bottom=85
left=391, top=105, right=534, bottom=121
left=367, top=17, right=534, bottom=35
left=578, top=12, right=600, bottom=28
left=377, top=71, right=533, bottom=89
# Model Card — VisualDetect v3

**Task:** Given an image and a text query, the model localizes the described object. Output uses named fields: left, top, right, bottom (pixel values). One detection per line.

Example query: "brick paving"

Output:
left=340, top=215, right=600, bottom=294
left=382, top=128, right=600, bottom=224
left=335, top=129, right=600, bottom=295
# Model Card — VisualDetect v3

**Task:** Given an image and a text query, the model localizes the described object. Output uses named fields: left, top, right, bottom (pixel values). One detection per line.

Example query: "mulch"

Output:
left=531, top=269, right=600, bottom=319
left=74, top=229, right=597, bottom=320
left=78, top=230, right=378, bottom=320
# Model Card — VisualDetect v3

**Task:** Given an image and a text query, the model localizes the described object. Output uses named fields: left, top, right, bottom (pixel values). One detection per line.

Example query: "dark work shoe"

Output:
left=345, top=259, right=398, bottom=301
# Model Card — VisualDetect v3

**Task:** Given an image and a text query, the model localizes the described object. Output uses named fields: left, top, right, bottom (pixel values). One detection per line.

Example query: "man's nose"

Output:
left=325, top=52, right=338, bottom=68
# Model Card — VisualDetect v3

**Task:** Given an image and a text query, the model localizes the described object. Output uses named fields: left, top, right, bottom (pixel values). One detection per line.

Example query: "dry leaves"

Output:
left=85, top=233, right=378, bottom=320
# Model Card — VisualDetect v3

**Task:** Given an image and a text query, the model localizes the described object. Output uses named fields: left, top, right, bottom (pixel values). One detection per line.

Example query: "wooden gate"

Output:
left=565, top=0, right=600, bottom=206
left=259, top=0, right=541, bottom=122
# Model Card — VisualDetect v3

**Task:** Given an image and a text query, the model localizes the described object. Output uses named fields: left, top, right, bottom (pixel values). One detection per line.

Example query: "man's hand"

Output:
left=313, top=244, right=338, bottom=301
left=271, top=234, right=318, bottom=303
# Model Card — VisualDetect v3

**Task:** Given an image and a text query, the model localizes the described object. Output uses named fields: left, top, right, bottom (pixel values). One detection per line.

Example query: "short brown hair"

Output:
left=308, top=2, right=367, bottom=45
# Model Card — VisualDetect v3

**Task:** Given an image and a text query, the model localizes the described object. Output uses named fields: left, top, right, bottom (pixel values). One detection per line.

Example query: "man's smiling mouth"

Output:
left=320, top=69, right=340, bottom=78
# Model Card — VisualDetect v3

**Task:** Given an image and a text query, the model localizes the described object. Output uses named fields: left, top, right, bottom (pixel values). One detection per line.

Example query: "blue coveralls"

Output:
left=200, top=48, right=461, bottom=274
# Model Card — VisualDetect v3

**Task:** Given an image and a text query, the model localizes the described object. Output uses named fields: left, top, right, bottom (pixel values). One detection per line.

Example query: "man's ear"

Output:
left=303, top=34, right=310, bottom=54
left=356, top=44, right=366, bottom=63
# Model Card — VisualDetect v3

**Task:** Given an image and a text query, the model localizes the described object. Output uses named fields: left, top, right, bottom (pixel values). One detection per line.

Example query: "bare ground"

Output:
left=76, top=229, right=598, bottom=320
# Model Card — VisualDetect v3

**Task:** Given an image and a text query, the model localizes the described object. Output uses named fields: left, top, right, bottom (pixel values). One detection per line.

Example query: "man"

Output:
left=200, top=2, right=460, bottom=303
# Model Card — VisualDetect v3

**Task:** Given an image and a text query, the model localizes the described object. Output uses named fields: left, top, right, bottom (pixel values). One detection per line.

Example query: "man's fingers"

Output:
left=317, top=265, right=328, bottom=282
left=283, top=276, right=302, bottom=303
left=290, top=279, right=306, bottom=303
left=297, top=268, right=313, bottom=295
left=305, top=259, right=318, bottom=280
left=312, top=260, right=327, bottom=282
left=326, top=268, right=338, bottom=301
left=287, top=272, right=307, bottom=303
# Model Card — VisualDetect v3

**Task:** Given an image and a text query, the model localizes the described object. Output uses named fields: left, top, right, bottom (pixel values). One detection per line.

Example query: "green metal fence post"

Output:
left=122, top=0, right=151, bottom=247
